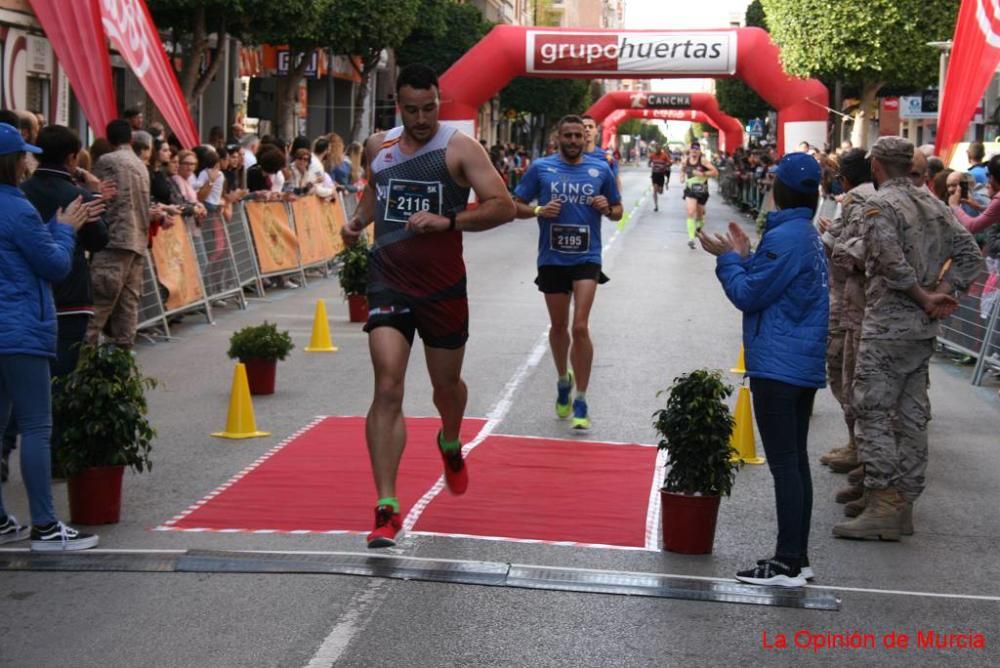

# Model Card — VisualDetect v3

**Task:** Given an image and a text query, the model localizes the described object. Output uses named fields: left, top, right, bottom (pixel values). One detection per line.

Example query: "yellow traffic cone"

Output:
left=212, top=363, right=271, bottom=439
left=730, top=345, right=746, bottom=374
left=730, top=383, right=765, bottom=464
left=304, top=299, right=338, bottom=352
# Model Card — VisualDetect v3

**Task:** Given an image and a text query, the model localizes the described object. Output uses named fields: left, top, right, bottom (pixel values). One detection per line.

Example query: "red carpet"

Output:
left=161, top=417, right=660, bottom=550
left=412, top=435, right=660, bottom=548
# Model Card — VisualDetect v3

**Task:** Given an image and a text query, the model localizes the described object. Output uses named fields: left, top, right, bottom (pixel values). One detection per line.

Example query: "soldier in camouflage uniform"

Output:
left=819, top=149, right=877, bottom=480
left=833, top=137, right=982, bottom=541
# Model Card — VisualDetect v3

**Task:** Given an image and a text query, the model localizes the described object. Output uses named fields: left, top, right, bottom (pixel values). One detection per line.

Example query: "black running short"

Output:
left=684, top=185, right=709, bottom=205
left=363, top=291, right=469, bottom=349
left=651, top=172, right=667, bottom=187
left=534, top=263, right=609, bottom=294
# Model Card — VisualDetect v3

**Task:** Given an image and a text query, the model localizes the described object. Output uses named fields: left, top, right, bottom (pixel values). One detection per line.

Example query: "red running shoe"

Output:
left=366, top=505, right=402, bottom=549
left=438, top=431, right=468, bottom=495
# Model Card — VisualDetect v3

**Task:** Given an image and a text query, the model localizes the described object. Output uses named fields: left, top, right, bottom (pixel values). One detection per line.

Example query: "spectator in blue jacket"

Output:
left=0, top=122, right=100, bottom=551
left=699, top=152, right=829, bottom=587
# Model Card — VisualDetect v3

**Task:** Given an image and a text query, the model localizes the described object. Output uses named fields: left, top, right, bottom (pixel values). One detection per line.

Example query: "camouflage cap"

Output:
left=866, top=136, right=914, bottom=166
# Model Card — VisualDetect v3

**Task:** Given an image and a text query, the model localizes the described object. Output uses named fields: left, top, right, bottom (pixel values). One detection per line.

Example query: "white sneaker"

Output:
left=30, top=522, right=99, bottom=552
left=0, top=514, right=30, bottom=544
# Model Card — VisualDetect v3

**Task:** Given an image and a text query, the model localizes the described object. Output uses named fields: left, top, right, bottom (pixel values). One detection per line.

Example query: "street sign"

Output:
left=747, top=118, right=764, bottom=137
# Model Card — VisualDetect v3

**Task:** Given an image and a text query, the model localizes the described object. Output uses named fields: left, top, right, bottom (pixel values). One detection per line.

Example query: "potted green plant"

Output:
left=335, top=236, right=369, bottom=322
left=227, top=321, right=294, bottom=395
left=51, top=344, right=157, bottom=525
left=652, top=369, right=741, bottom=554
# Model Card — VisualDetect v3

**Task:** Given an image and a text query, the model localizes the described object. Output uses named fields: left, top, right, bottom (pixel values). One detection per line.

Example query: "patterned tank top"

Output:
left=684, top=157, right=710, bottom=184
left=369, top=125, right=471, bottom=300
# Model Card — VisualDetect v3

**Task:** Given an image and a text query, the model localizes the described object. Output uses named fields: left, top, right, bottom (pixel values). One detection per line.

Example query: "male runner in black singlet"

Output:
left=341, top=64, right=516, bottom=548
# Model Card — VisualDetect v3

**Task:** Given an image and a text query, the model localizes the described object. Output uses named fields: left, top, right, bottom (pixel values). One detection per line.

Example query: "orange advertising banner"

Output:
left=291, top=196, right=337, bottom=266
left=245, top=201, right=301, bottom=274
left=320, top=196, right=348, bottom=255
left=151, top=216, right=204, bottom=311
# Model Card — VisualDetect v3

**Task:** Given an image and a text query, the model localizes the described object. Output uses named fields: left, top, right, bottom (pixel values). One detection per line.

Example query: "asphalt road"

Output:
left=1, top=165, right=999, bottom=668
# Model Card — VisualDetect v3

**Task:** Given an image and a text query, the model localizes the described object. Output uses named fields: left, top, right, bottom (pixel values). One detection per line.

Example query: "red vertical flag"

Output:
left=935, top=0, right=1000, bottom=159
left=100, top=0, right=200, bottom=148
left=29, top=0, right=117, bottom=136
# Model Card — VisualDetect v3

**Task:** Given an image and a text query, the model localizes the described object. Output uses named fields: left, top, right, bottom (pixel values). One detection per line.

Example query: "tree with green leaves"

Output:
left=147, top=0, right=320, bottom=121
left=396, top=0, right=493, bottom=74
left=324, top=0, right=422, bottom=142
left=500, top=77, right=591, bottom=151
left=761, top=0, right=959, bottom=147
left=715, top=0, right=771, bottom=123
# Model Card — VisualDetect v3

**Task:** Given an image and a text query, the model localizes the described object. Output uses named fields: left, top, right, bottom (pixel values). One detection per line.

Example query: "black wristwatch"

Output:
left=448, top=211, right=458, bottom=231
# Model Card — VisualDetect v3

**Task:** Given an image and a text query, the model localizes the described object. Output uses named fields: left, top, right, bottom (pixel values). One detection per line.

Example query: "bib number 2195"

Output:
left=550, top=224, right=590, bottom=254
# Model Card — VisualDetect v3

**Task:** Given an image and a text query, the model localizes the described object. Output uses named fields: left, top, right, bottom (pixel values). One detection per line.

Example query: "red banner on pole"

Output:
left=29, top=0, right=117, bottom=136
left=99, top=0, right=200, bottom=148
left=935, top=0, right=1000, bottom=159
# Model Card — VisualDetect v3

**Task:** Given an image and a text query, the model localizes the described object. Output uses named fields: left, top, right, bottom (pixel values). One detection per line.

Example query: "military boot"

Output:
left=900, top=501, right=914, bottom=536
left=832, top=487, right=904, bottom=541
left=820, top=445, right=851, bottom=466
left=843, top=487, right=869, bottom=517
left=847, top=465, right=865, bottom=486
left=835, top=482, right=864, bottom=504
left=827, top=446, right=859, bottom=473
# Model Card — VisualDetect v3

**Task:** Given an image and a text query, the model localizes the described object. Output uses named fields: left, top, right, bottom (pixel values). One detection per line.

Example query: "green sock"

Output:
left=377, top=496, right=399, bottom=513
left=696, top=218, right=705, bottom=231
left=575, top=391, right=586, bottom=402
left=686, top=217, right=697, bottom=239
left=437, top=431, right=461, bottom=453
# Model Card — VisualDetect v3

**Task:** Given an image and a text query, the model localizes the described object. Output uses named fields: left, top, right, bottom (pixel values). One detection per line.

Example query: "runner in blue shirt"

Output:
left=513, top=114, right=623, bottom=429
left=582, top=115, right=621, bottom=193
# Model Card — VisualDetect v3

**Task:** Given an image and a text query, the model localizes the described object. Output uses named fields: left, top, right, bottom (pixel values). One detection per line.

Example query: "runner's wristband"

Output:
left=534, top=205, right=543, bottom=216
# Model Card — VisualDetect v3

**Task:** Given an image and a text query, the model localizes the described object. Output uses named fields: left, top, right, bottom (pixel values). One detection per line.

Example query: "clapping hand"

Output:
left=728, top=222, right=751, bottom=257
left=56, top=196, right=89, bottom=230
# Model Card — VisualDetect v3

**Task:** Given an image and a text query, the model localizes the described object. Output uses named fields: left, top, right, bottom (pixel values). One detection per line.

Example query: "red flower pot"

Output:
left=660, top=490, right=721, bottom=554
left=347, top=294, right=368, bottom=323
left=241, top=357, right=277, bottom=395
left=68, top=465, right=125, bottom=525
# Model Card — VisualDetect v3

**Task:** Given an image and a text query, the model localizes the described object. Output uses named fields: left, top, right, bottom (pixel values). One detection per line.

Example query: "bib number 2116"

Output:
left=385, top=179, right=443, bottom=223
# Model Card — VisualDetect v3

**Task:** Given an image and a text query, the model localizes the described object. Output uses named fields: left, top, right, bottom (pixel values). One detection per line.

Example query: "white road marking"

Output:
left=303, top=578, right=392, bottom=668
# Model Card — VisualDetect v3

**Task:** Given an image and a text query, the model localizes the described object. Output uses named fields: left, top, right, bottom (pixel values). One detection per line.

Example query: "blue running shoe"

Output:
left=556, top=371, right=574, bottom=419
left=571, top=397, right=590, bottom=430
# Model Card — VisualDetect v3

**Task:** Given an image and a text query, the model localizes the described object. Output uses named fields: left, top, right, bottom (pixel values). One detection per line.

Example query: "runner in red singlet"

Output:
left=340, top=64, right=516, bottom=548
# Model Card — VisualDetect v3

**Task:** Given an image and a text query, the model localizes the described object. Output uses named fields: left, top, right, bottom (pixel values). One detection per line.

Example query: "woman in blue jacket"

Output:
left=0, top=122, right=98, bottom=551
left=699, top=152, right=829, bottom=587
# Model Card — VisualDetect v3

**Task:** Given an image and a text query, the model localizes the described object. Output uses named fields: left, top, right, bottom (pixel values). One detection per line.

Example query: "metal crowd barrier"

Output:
left=972, top=284, right=1000, bottom=385
left=137, top=195, right=348, bottom=338
left=227, top=202, right=266, bottom=297
left=137, top=251, right=169, bottom=338
left=197, top=209, right=247, bottom=310
left=719, top=167, right=768, bottom=214
left=938, top=268, right=1000, bottom=386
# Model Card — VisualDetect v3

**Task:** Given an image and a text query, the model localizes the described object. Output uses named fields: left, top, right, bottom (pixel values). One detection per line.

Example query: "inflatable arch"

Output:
left=600, top=108, right=737, bottom=154
left=439, top=25, right=827, bottom=154
left=588, top=92, right=744, bottom=154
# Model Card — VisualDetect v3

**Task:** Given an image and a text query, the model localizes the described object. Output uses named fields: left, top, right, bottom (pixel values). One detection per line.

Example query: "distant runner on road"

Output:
left=680, top=142, right=718, bottom=248
left=512, top=114, right=623, bottom=430
left=648, top=142, right=672, bottom=212
left=340, top=64, right=516, bottom=549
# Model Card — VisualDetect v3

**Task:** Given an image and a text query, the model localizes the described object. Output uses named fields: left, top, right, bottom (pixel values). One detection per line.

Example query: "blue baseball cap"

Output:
left=0, top=122, right=41, bottom=156
left=773, top=152, right=820, bottom=193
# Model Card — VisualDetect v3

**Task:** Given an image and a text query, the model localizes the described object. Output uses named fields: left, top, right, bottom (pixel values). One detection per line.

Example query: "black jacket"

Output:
left=20, top=166, right=109, bottom=314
